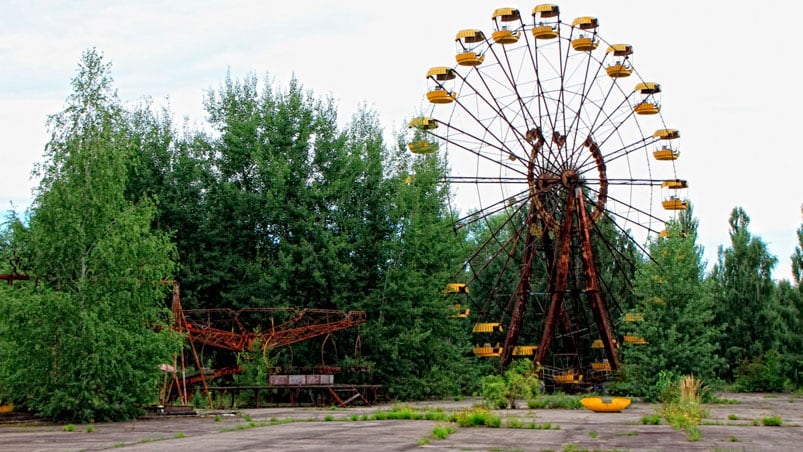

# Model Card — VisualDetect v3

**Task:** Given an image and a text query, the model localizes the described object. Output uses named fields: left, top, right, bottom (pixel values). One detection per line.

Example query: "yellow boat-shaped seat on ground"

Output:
left=581, top=396, right=632, bottom=412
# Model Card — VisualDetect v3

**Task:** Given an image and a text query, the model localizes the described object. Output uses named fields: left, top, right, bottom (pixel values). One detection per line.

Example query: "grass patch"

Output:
left=589, top=431, right=599, bottom=439
left=641, top=414, right=661, bottom=425
left=85, top=424, right=94, bottom=433
left=417, top=438, right=430, bottom=446
left=761, top=415, right=782, bottom=426
left=324, top=415, right=334, bottom=422
left=174, top=432, right=185, bottom=439
left=62, top=424, right=75, bottom=432
left=727, top=414, right=739, bottom=420
left=729, top=435, right=740, bottom=442
left=710, top=396, right=741, bottom=404
left=455, top=408, right=501, bottom=428
left=527, top=392, right=583, bottom=409
left=431, top=424, right=455, bottom=439
left=214, top=415, right=222, bottom=422
left=506, top=418, right=525, bottom=429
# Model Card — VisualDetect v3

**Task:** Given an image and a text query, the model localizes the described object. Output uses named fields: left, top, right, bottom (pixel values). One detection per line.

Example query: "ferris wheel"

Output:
left=409, top=4, right=687, bottom=383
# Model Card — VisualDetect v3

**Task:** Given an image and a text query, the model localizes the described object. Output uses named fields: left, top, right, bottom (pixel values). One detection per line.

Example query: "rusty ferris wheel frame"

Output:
left=410, top=4, right=686, bottom=382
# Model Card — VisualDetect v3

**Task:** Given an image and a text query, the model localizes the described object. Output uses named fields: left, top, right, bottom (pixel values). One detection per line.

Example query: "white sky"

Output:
left=1, top=1, right=801, bottom=282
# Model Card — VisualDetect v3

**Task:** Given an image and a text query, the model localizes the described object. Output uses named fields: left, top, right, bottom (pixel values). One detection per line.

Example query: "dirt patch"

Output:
left=0, top=392, right=799, bottom=451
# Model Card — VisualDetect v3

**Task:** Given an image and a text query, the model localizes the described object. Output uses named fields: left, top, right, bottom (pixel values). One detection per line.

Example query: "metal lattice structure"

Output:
left=410, top=4, right=686, bottom=385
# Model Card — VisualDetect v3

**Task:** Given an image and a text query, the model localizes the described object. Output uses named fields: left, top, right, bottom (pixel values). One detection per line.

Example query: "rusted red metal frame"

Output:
left=0, top=273, right=29, bottom=285
left=575, top=187, right=619, bottom=370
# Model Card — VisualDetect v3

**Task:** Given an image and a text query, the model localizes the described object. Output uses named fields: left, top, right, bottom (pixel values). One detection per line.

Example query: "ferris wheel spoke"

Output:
left=575, top=135, right=653, bottom=175
left=453, top=73, right=532, bottom=161
left=453, top=187, right=531, bottom=230
left=428, top=128, right=528, bottom=178
left=583, top=185, right=666, bottom=235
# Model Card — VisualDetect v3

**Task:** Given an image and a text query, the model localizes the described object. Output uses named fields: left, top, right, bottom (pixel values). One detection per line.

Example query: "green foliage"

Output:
left=660, top=375, right=709, bottom=441
left=0, top=49, right=179, bottom=422
left=775, top=280, right=803, bottom=388
left=709, top=207, right=779, bottom=381
left=526, top=393, right=583, bottom=409
left=734, top=351, right=787, bottom=392
left=623, top=207, right=724, bottom=399
left=431, top=424, right=454, bottom=439
left=640, top=414, right=661, bottom=425
left=455, top=408, right=501, bottom=427
left=761, top=415, right=782, bottom=426
left=480, top=359, right=541, bottom=409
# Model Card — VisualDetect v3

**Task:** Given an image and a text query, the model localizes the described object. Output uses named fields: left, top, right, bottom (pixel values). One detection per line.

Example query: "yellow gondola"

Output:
left=605, top=44, right=633, bottom=77
left=450, top=304, right=470, bottom=319
left=571, top=16, right=599, bottom=51
left=553, top=370, right=583, bottom=384
left=492, top=8, right=521, bottom=44
left=444, top=283, right=469, bottom=294
left=408, top=117, right=438, bottom=130
left=531, top=4, right=559, bottom=39
left=624, top=335, right=648, bottom=345
left=473, top=322, right=503, bottom=333
left=591, top=361, right=612, bottom=371
left=512, top=345, right=537, bottom=356
left=455, top=29, right=486, bottom=66
left=473, top=345, right=502, bottom=357
left=633, top=82, right=661, bottom=115
left=662, top=197, right=688, bottom=211
left=407, top=141, right=437, bottom=154
left=624, top=312, right=644, bottom=322
left=426, top=67, right=457, bottom=104
left=661, top=179, right=688, bottom=189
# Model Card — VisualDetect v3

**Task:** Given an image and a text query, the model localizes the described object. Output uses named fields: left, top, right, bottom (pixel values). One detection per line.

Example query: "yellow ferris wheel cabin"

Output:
left=571, top=16, right=599, bottom=51
left=532, top=4, right=560, bottom=39
left=492, top=8, right=521, bottom=44
left=455, top=29, right=486, bottom=66
left=605, top=44, right=633, bottom=77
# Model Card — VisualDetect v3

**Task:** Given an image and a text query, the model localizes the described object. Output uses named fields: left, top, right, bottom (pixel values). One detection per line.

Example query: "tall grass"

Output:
left=662, top=374, right=709, bottom=441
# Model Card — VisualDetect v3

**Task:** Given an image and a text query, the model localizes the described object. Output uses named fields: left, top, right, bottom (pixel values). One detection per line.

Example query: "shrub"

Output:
left=661, top=375, right=709, bottom=441
left=480, top=360, right=541, bottom=409
left=761, top=415, right=782, bottom=426
left=455, top=408, right=501, bottom=428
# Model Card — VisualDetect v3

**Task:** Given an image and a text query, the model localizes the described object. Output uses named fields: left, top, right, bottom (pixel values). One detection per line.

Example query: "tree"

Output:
left=622, top=205, right=723, bottom=399
left=359, top=141, right=478, bottom=399
left=709, top=207, right=779, bottom=382
left=775, top=206, right=803, bottom=388
left=0, top=49, right=178, bottom=421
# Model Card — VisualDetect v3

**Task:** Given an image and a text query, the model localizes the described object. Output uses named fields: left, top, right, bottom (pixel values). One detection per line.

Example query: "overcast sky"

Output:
left=1, top=1, right=801, bottom=282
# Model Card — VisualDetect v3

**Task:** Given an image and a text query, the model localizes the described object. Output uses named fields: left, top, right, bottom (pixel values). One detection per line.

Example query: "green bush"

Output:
left=479, top=359, right=541, bottom=409
left=734, top=352, right=786, bottom=393
left=455, top=408, right=501, bottom=428
left=761, top=415, right=782, bottom=426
